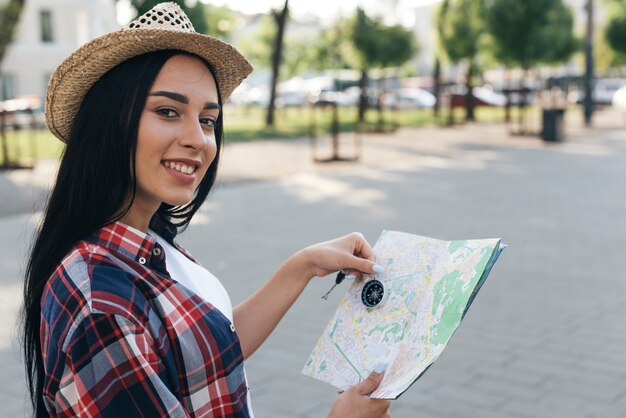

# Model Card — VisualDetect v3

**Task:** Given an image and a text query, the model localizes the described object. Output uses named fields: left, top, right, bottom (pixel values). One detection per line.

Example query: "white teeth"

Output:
left=163, top=161, right=195, bottom=174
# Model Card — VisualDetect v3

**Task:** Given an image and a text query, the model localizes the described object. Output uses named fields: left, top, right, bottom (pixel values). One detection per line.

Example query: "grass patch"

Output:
left=0, top=129, right=64, bottom=165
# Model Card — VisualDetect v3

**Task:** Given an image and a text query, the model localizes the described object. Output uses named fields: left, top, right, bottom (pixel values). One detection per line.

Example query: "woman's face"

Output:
left=133, top=54, right=220, bottom=216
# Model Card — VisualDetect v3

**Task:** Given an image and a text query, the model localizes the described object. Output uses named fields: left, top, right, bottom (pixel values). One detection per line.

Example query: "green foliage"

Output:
left=437, top=0, right=485, bottom=64
left=238, top=15, right=275, bottom=70
left=129, top=0, right=207, bottom=33
left=606, top=12, right=626, bottom=56
left=312, top=20, right=357, bottom=70
left=351, top=8, right=416, bottom=70
left=282, top=36, right=318, bottom=78
left=597, top=0, right=626, bottom=68
left=239, top=14, right=333, bottom=79
left=485, top=0, right=578, bottom=69
left=203, top=4, right=236, bottom=39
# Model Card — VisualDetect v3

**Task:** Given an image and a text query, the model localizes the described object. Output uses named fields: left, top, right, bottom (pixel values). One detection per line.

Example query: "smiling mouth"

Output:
left=161, top=160, right=198, bottom=175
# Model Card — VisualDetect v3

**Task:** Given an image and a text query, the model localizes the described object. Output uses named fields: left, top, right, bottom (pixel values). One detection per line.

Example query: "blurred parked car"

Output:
left=388, top=88, right=436, bottom=109
left=310, top=88, right=360, bottom=107
left=567, top=78, right=626, bottom=106
left=450, top=86, right=507, bottom=107
left=0, top=96, right=46, bottom=129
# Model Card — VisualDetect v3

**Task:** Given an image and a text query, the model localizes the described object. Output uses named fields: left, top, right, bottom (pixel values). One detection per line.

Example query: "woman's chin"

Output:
left=163, top=195, right=194, bottom=207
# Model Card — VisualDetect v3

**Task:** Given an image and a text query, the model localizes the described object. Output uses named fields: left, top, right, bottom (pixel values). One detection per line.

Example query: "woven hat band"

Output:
left=125, top=2, right=195, bottom=32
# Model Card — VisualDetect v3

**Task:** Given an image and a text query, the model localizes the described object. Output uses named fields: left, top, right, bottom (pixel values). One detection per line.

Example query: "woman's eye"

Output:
left=200, top=117, right=216, bottom=128
left=157, top=108, right=178, bottom=118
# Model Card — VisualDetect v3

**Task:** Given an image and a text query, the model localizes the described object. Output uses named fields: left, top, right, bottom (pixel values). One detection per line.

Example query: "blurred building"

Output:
left=0, top=0, right=118, bottom=102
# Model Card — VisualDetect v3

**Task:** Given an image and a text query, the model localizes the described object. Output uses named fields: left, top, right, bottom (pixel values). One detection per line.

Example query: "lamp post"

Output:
left=583, top=0, right=594, bottom=127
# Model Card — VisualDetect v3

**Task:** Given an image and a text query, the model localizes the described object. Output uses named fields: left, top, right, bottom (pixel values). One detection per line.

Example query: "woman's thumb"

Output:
left=356, top=364, right=386, bottom=395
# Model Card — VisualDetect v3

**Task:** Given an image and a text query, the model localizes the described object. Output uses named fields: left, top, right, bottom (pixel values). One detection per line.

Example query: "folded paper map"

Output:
left=302, top=230, right=506, bottom=399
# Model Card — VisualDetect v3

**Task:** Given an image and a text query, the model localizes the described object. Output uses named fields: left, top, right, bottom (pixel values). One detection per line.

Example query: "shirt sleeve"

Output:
left=47, top=312, right=189, bottom=418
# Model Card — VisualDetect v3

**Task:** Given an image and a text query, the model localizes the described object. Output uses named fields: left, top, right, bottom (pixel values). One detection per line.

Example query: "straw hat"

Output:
left=45, top=2, right=253, bottom=142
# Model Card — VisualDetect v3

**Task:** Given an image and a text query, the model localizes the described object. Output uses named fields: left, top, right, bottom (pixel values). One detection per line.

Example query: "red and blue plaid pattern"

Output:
left=40, top=221, right=250, bottom=417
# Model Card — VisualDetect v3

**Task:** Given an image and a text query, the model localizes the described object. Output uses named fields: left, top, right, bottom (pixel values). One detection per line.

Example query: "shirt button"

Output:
left=230, top=323, right=236, bottom=332
left=138, top=257, right=146, bottom=265
left=153, top=247, right=162, bottom=257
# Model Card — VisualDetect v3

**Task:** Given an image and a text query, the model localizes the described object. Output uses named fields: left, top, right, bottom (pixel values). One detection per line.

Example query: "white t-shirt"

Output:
left=150, top=231, right=254, bottom=417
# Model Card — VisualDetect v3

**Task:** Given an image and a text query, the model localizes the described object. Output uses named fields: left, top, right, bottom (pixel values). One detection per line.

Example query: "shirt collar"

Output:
left=88, top=221, right=157, bottom=264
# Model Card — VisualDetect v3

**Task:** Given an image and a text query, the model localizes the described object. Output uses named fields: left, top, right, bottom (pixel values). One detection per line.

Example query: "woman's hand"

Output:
left=328, top=370, right=391, bottom=418
left=233, top=232, right=381, bottom=358
left=296, top=232, right=382, bottom=280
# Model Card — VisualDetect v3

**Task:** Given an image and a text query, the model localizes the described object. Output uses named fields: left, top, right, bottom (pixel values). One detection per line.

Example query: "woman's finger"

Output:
left=351, top=234, right=376, bottom=262
left=342, top=256, right=382, bottom=277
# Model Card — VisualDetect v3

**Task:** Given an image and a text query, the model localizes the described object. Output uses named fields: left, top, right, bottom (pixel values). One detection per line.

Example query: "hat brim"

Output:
left=45, top=28, right=253, bottom=142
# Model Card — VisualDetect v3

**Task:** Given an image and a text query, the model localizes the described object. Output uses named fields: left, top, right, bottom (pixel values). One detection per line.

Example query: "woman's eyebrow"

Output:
left=150, top=90, right=188, bottom=103
left=149, top=90, right=221, bottom=111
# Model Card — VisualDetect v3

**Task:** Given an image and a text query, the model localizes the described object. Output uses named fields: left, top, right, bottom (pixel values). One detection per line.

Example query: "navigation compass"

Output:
left=361, top=279, right=385, bottom=308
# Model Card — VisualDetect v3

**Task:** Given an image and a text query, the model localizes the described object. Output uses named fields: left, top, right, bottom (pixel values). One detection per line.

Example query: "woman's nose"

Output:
left=179, top=119, right=209, bottom=150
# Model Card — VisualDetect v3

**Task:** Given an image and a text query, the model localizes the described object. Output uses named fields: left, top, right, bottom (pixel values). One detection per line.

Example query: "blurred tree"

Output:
left=312, top=20, right=356, bottom=71
left=0, top=0, right=25, bottom=169
left=351, top=8, right=416, bottom=123
left=266, top=0, right=289, bottom=128
left=485, top=0, right=577, bottom=70
left=437, top=0, right=485, bottom=122
left=605, top=9, right=626, bottom=60
left=596, top=29, right=626, bottom=71
left=128, top=0, right=207, bottom=33
left=238, top=12, right=316, bottom=83
left=283, top=36, right=317, bottom=79
left=486, top=0, right=577, bottom=131
left=238, top=15, right=274, bottom=70
left=592, top=0, right=625, bottom=69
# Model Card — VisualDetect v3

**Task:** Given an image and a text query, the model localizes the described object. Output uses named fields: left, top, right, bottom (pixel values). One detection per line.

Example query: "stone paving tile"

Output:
left=470, top=362, right=550, bottom=388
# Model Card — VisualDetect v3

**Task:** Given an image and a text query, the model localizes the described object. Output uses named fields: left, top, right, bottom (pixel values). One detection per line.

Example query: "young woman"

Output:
left=22, top=3, right=390, bottom=417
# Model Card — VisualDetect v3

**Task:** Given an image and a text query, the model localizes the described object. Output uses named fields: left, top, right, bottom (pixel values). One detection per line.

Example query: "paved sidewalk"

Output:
left=1, top=111, right=626, bottom=417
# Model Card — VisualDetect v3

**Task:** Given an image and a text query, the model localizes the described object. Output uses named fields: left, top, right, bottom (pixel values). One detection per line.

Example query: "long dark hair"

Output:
left=22, top=49, right=223, bottom=417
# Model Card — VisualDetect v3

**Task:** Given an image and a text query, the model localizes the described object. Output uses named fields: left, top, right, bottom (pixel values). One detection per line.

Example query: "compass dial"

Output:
left=361, top=279, right=385, bottom=308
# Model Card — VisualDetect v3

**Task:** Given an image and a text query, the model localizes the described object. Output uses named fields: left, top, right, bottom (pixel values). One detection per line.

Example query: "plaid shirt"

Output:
left=40, top=221, right=250, bottom=417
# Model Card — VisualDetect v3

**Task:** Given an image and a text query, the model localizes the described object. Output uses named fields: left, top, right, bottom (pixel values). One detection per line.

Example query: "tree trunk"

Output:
left=433, top=56, right=441, bottom=118
left=465, top=60, right=475, bottom=122
left=265, top=0, right=289, bottom=128
left=518, top=68, right=528, bottom=134
left=447, top=86, right=455, bottom=126
left=376, top=69, right=388, bottom=131
left=377, top=90, right=384, bottom=131
left=357, top=69, right=368, bottom=124
left=583, top=0, right=594, bottom=126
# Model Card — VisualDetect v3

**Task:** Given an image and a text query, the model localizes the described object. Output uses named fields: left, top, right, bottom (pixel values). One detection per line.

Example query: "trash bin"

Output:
left=541, top=108, right=565, bottom=142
